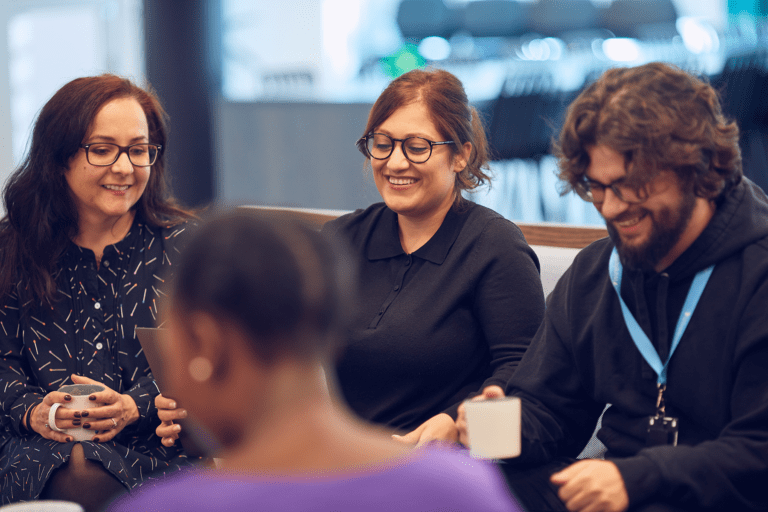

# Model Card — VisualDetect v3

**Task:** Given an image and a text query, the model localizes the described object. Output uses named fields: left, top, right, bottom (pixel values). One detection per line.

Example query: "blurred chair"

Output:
left=396, top=0, right=461, bottom=40
left=529, top=0, right=599, bottom=37
left=599, top=0, right=678, bottom=39
left=463, top=0, right=531, bottom=38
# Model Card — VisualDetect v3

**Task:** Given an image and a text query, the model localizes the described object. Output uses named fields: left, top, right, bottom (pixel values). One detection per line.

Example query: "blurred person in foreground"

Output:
left=457, top=62, right=768, bottom=512
left=112, top=209, right=522, bottom=511
left=322, top=68, right=545, bottom=447
left=0, top=75, right=196, bottom=511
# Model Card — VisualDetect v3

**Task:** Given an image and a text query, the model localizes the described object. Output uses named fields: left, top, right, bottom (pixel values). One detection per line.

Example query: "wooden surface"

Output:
left=517, top=223, right=607, bottom=249
left=247, top=206, right=608, bottom=249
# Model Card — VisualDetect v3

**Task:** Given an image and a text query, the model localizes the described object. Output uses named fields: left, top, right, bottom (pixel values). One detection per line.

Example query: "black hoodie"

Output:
left=507, top=178, right=768, bottom=510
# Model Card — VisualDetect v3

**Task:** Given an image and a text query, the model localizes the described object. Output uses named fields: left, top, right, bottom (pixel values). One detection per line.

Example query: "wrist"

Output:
left=122, top=394, right=140, bottom=425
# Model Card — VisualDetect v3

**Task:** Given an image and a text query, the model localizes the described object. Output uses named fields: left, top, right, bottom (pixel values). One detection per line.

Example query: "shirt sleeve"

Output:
left=0, top=290, right=46, bottom=436
left=442, top=218, right=546, bottom=419
left=613, top=277, right=768, bottom=510
left=506, top=263, right=607, bottom=465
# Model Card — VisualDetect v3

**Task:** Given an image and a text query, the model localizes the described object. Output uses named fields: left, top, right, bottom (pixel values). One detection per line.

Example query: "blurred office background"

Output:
left=1, top=0, right=767, bottom=226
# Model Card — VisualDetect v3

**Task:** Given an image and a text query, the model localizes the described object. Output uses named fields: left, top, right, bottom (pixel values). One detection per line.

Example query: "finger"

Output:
left=155, top=394, right=177, bottom=410
left=551, top=461, right=583, bottom=485
left=42, top=391, right=73, bottom=406
left=84, top=418, right=120, bottom=431
left=392, top=431, right=419, bottom=446
left=87, top=389, right=120, bottom=405
left=70, top=374, right=100, bottom=385
left=481, top=385, right=505, bottom=399
left=158, top=408, right=187, bottom=422
left=80, top=403, right=121, bottom=420
left=161, top=436, right=177, bottom=447
left=92, top=428, right=117, bottom=443
left=156, top=422, right=181, bottom=439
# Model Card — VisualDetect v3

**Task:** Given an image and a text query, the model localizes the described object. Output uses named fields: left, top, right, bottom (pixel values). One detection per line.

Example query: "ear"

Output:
left=452, top=142, right=472, bottom=174
left=187, top=311, right=232, bottom=384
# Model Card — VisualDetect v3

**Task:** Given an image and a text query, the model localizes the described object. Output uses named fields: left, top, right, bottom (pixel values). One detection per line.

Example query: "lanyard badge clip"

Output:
left=647, top=383, right=678, bottom=446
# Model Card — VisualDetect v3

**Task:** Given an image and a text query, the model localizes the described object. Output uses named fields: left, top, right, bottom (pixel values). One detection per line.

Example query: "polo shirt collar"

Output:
left=366, top=205, right=464, bottom=265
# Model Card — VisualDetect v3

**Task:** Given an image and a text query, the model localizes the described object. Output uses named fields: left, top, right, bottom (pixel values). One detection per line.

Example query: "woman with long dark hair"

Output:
left=0, top=74, right=195, bottom=511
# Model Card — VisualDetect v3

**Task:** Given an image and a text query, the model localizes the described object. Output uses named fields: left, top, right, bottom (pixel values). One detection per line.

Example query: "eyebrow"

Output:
left=86, top=135, right=149, bottom=143
left=584, top=176, right=627, bottom=187
left=375, top=130, right=438, bottom=140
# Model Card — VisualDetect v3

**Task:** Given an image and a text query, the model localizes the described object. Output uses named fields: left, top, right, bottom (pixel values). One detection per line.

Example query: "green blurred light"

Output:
left=380, top=43, right=426, bottom=79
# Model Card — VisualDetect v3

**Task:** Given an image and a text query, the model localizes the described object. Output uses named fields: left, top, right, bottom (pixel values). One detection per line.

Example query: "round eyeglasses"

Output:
left=80, top=143, right=162, bottom=167
left=356, top=133, right=455, bottom=164
left=573, top=176, right=648, bottom=204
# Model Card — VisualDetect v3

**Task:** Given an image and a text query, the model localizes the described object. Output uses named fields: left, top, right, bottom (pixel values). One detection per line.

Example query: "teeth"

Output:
left=616, top=215, right=643, bottom=227
left=103, top=185, right=129, bottom=191
left=388, top=177, right=416, bottom=185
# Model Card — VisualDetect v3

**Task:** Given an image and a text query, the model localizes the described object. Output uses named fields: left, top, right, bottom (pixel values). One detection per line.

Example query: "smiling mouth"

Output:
left=388, top=177, right=417, bottom=185
left=613, top=212, right=647, bottom=229
left=102, top=185, right=130, bottom=191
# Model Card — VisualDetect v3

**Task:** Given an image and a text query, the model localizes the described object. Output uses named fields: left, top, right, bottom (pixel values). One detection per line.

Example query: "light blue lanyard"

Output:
left=609, top=249, right=714, bottom=386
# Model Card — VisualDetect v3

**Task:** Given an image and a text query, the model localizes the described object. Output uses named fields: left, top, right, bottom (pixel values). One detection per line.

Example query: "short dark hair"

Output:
left=170, top=210, right=353, bottom=362
left=555, top=62, right=742, bottom=199
left=362, top=68, right=491, bottom=198
left=0, top=74, right=193, bottom=306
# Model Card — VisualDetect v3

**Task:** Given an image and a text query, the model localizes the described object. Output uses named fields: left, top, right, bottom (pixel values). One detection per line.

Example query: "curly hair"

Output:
left=0, top=74, right=194, bottom=307
left=554, top=62, right=742, bottom=199
left=361, top=68, right=491, bottom=200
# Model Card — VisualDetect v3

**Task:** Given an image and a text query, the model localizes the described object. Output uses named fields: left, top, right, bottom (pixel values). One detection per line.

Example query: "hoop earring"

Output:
left=188, top=356, right=213, bottom=383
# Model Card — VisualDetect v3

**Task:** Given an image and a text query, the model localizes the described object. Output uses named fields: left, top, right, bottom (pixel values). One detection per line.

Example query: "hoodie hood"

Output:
left=661, top=177, right=768, bottom=281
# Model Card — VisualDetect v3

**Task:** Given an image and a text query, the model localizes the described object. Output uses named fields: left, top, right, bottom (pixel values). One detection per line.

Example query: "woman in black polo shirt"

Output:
left=323, top=69, right=545, bottom=446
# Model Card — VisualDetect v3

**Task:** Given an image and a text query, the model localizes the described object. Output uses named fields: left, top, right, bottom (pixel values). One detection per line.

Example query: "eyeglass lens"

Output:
left=578, top=179, right=644, bottom=204
left=366, top=134, right=432, bottom=163
left=87, top=144, right=158, bottom=166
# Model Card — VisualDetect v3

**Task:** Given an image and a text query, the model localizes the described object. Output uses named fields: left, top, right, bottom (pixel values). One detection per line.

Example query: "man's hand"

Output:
left=550, top=459, right=629, bottom=512
left=456, top=385, right=505, bottom=447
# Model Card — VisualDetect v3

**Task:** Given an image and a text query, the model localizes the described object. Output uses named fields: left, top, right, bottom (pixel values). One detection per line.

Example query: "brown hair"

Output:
left=362, top=68, right=491, bottom=200
left=0, top=74, right=194, bottom=306
left=555, top=62, right=742, bottom=199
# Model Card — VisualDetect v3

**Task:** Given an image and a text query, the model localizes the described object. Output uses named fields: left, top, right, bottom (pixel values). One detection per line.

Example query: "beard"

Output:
left=605, top=192, right=697, bottom=272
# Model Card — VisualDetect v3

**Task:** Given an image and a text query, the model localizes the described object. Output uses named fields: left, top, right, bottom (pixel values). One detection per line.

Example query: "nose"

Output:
left=111, top=151, right=134, bottom=175
left=597, top=187, right=629, bottom=221
left=386, top=142, right=410, bottom=172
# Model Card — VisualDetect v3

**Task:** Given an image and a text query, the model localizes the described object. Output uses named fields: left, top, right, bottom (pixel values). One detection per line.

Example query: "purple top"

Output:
left=108, top=446, right=522, bottom=512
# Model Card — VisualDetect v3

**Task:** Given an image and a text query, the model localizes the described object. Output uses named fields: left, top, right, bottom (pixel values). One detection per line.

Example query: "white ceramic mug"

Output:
left=463, top=397, right=521, bottom=460
left=49, top=384, right=106, bottom=442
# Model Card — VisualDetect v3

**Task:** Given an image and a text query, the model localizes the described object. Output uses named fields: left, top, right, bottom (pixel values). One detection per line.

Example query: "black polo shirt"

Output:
left=323, top=201, right=545, bottom=432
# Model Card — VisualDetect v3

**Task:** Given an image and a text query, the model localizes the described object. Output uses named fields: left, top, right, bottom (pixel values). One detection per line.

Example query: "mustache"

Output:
left=604, top=208, right=648, bottom=224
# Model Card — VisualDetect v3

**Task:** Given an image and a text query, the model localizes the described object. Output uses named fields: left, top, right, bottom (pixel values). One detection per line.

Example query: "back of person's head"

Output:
left=169, top=209, right=352, bottom=363
left=362, top=68, right=491, bottom=193
left=555, top=62, right=742, bottom=199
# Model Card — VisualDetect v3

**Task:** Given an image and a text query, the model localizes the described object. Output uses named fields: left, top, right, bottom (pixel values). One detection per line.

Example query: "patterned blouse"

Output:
left=0, top=217, right=195, bottom=503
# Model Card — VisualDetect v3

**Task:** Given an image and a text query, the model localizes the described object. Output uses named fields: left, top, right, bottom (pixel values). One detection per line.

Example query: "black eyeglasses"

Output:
left=80, top=143, right=162, bottom=167
left=356, top=133, right=455, bottom=164
left=573, top=176, right=648, bottom=204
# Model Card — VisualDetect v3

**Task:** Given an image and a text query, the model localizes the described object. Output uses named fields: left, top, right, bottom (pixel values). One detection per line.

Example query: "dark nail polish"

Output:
left=73, top=420, right=81, bottom=426
left=93, top=437, right=100, bottom=443
left=83, top=423, right=91, bottom=429
left=66, top=437, right=73, bottom=442
left=64, top=395, right=72, bottom=401
left=81, top=411, right=89, bottom=417
left=89, top=395, right=97, bottom=401
left=74, top=412, right=81, bottom=418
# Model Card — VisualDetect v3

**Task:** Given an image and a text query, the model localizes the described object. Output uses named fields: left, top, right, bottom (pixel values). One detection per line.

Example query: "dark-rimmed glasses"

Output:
left=356, top=133, right=455, bottom=164
left=80, top=143, right=162, bottom=167
left=573, top=176, right=648, bottom=204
